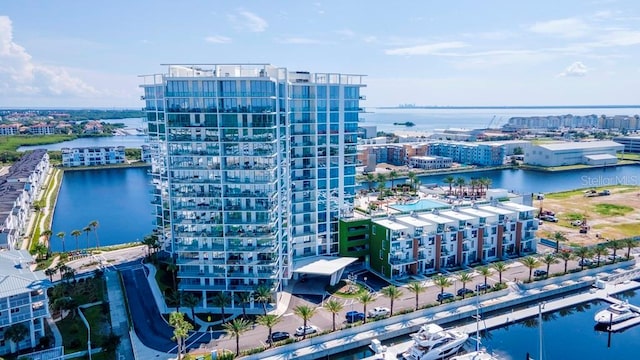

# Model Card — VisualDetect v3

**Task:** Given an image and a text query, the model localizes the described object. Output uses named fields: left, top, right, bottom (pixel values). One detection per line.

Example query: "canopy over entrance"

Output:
left=293, top=256, right=358, bottom=286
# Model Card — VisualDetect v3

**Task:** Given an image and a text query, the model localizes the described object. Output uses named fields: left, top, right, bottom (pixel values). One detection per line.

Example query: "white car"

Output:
left=367, top=306, right=390, bottom=318
left=294, top=325, right=318, bottom=336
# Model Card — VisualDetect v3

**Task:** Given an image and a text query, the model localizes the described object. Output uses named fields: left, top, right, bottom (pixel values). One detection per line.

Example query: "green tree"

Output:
left=443, top=175, right=455, bottom=195
left=433, top=275, right=453, bottom=304
left=406, top=281, right=426, bottom=311
left=593, top=245, right=608, bottom=267
left=357, top=292, right=375, bottom=324
left=553, top=232, right=567, bottom=253
left=622, top=238, right=637, bottom=259
left=388, top=170, right=399, bottom=192
left=407, top=171, right=417, bottom=193
left=222, top=318, right=251, bottom=356
left=4, top=323, right=28, bottom=355
left=235, top=292, right=251, bottom=319
left=380, top=285, right=403, bottom=316
left=212, top=292, right=231, bottom=323
left=521, top=256, right=540, bottom=282
left=83, top=226, right=92, bottom=251
left=455, top=177, right=466, bottom=197
left=167, top=291, right=182, bottom=313
left=293, top=305, right=316, bottom=339
left=541, top=253, right=559, bottom=277
left=574, top=247, right=592, bottom=270
left=44, top=267, right=57, bottom=282
left=492, top=262, right=507, bottom=284
left=166, top=261, right=178, bottom=291
left=56, top=231, right=66, bottom=253
left=477, top=266, right=491, bottom=293
left=169, top=311, right=193, bottom=360
left=257, top=314, right=282, bottom=347
left=324, top=299, right=344, bottom=331
left=556, top=250, right=573, bottom=274
left=513, top=146, right=524, bottom=155
left=101, top=332, right=122, bottom=359
left=254, top=285, right=272, bottom=315
left=365, top=173, right=375, bottom=191
left=89, top=220, right=100, bottom=250
left=608, top=240, right=623, bottom=263
left=33, top=242, right=48, bottom=261
left=458, top=272, right=473, bottom=299
left=141, top=235, right=158, bottom=259
left=71, top=229, right=82, bottom=252
left=181, top=293, right=200, bottom=321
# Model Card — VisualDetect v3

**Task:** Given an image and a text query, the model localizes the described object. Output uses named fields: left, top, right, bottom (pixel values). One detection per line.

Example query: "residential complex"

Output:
left=524, top=140, right=624, bottom=167
left=0, top=250, right=50, bottom=356
left=140, top=64, right=365, bottom=308
left=613, top=136, right=640, bottom=153
left=61, top=146, right=126, bottom=167
left=341, top=197, right=538, bottom=280
left=0, top=150, right=49, bottom=250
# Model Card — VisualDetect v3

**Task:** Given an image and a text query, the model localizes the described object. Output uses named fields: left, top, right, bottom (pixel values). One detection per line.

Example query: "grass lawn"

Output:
left=592, top=223, right=640, bottom=237
left=0, top=135, right=76, bottom=152
left=593, top=203, right=634, bottom=216
left=154, top=262, right=173, bottom=295
left=326, top=280, right=368, bottom=298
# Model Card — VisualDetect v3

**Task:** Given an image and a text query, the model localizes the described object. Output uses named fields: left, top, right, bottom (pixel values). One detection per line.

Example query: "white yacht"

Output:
left=594, top=300, right=636, bottom=324
left=450, top=349, right=499, bottom=360
left=403, top=324, right=468, bottom=360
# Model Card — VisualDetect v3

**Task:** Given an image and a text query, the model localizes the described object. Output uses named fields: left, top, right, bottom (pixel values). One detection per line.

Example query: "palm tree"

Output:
left=455, top=177, right=466, bottom=197
left=365, top=173, right=375, bottom=191
left=254, top=285, right=272, bottom=315
left=257, top=314, right=282, bottom=347
left=443, top=175, right=455, bottom=195
left=380, top=285, right=403, bottom=316
left=357, top=292, right=375, bottom=324
left=433, top=275, right=453, bottom=304
left=42, top=229, right=53, bottom=244
left=492, top=262, right=507, bottom=284
left=181, top=293, right=200, bottom=321
left=469, top=179, right=480, bottom=199
left=609, top=240, right=623, bottom=263
left=89, top=220, right=100, bottom=249
left=623, top=238, right=637, bottom=259
left=388, top=170, right=399, bottom=193
left=33, top=243, right=48, bottom=261
left=100, top=332, right=122, bottom=357
left=169, top=311, right=193, bottom=360
left=477, top=266, right=491, bottom=293
left=521, top=256, right=540, bottom=282
left=406, top=281, right=426, bottom=311
left=166, top=261, right=178, bottom=291
left=293, top=305, right=316, bottom=339
left=556, top=250, right=573, bottom=274
left=212, top=292, right=231, bottom=323
left=223, top=318, right=251, bottom=356
left=593, top=245, right=608, bottom=267
left=141, top=235, right=158, bottom=259
left=56, top=232, right=66, bottom=253
left=83, top=226, right=91, bottom=252
left=166, top=291, right=182, bottom=312
left=45, top=267, right=57, bottom=282
left=458, top=272, right=473, bottom=299
left=71, top=229, right=82, bottom=252
left=324, top=299, right=343, bottom=331
left=574, top=247, right=592, bottom=270
left=407, top=171, right=417, bottom=193
left=541, top=253, right=558, bottom=277
left=553, top=231, right=567, bottom=253
left=479, top=177, right=492, bottom=196
left=235, top=292, right=251, bottom=319
left=5, top=323, right=28, bottom=355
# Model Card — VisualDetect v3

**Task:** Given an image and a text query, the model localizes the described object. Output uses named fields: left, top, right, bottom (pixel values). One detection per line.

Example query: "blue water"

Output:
left=389, top=199, right=448, bottom=212
left=50, top=167, right=155, bottom=252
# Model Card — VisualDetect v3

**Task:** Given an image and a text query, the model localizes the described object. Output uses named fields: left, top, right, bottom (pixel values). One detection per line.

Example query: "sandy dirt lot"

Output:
left=535, top=186, right=640, bottom=247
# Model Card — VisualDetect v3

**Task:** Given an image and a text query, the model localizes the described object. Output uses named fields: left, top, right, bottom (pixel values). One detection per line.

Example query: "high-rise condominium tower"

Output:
left=140, top=64, right=365, bottom=309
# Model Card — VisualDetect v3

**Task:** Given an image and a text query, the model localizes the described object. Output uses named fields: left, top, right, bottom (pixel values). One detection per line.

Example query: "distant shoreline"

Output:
left=377, top=105, right=640, bottom=110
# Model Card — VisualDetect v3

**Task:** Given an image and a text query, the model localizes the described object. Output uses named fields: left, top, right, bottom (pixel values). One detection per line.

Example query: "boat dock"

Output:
left=364, top=280, right=640, bottom=360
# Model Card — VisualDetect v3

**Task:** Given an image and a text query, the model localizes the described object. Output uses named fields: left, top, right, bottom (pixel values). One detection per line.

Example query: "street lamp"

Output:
left=208, top=315, right=213, bottom=341
left=78, top=308, right=91, bottom=360
left=364, top=276, right=368, bottom=290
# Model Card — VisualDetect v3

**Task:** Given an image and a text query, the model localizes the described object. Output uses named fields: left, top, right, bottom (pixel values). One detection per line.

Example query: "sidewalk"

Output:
left=105, top=272, right=135, bottom=360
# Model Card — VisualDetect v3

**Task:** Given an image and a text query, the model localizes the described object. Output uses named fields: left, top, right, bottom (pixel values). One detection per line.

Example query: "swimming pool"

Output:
left=389, top=199, right=448, bottom=212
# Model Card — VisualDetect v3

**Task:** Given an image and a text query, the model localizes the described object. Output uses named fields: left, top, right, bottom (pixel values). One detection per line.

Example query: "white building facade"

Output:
left=141, top=64, right=365, bottom=309
left=524, top=140, right=624, bottom=167
left=61, top=146, right=126, bottom=167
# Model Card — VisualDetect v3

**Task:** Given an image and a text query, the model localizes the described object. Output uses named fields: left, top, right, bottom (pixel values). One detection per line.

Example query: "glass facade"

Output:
left=140, top=64, right=365, bottom=310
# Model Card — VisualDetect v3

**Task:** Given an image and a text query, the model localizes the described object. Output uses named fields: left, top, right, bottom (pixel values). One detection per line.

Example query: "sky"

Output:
left=2, top=0, right=640, bottom=108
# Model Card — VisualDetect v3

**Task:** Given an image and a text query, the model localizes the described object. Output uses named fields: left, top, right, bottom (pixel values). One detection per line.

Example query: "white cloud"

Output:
left=228, top=10, right=268, bottom=32
left=278, top=37, right=325, bottom=44
left=529, top=18, right=590, bottom=38
left=363, top=36, right=377, bottom=43
left=385, top=41, right=468, bottom=56
left=335, top=29, right=355, bottom=39
left=204, top=35, right=232, bottom=44
left=0, top=16, right=99, bottom=98
left=558, top=61, right=589, bottom=77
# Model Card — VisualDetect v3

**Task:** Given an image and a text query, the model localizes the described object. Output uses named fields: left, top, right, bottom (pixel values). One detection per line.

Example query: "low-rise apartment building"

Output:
left=0, top=124, right=21, bottom=136
left=408, top=155, right=452, bottom=169
left=0, top=250, right=50, bottom=356
left=61, top=146, right=126, bottom=167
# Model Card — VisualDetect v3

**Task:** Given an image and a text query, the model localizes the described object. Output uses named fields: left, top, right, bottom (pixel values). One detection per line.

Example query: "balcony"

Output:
left=389, top=257, right=417, bottom=266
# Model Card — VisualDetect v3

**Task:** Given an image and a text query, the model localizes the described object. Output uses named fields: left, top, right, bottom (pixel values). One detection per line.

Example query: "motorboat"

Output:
left=450, top=349, right=499, bottom=360
left=370, top=338, right=388, bottom=354
left=403, top=324, right=468, bottom=360
left=594, top=300, right=636, bottom=324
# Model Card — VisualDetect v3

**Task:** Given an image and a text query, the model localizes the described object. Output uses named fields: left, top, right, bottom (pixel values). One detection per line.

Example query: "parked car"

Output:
left=294, top=325, right=318, bottom=336
left=533, top=270, right=548, bottom=277
left=457, top=288, right=475, bottom=297
left=437, top=292, right=455, bottom=302
left=345, top=311, right=365, bottom=323
left=571, top=220, right=583, bottom=226
left=578, top=259, right=592, bottom=267
left=475, top=283, right=491, bottom=292
left=540, top=215, right=558, bottom=222
left=266, top=331, right=290, bottom=343
left=367, top=307, right=391, bottom=318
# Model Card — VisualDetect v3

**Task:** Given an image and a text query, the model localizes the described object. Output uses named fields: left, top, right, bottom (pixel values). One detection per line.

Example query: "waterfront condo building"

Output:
left=141, top=64, right=364, bottom=309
